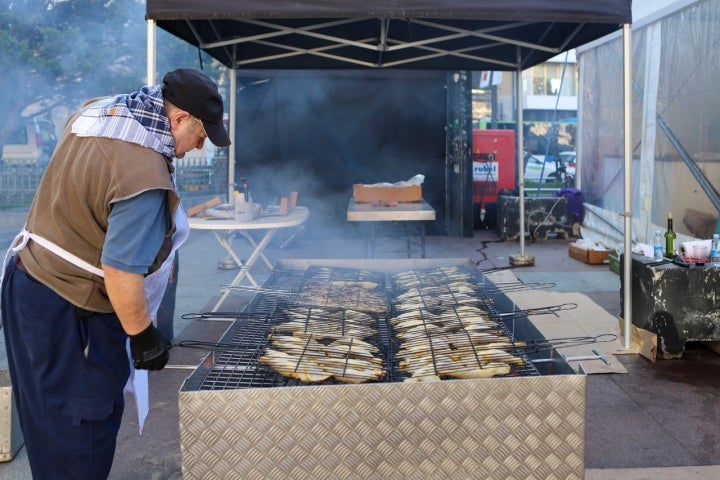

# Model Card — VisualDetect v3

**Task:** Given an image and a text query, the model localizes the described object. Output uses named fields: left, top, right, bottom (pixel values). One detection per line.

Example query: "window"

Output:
left=526, top=63, right=577, bottom=96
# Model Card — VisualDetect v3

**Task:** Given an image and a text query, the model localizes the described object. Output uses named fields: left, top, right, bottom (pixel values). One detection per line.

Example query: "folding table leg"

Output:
left=235, top=230, right=273, bottom=270
left=211, top=230, right=260, bottom=286
left=209, top=229, right=279, bottom=312
left=232, top=229, right=279, bottom=285
left=404, top=222, right=410, bottom=258
left=368, top=223, right=375, bottom=258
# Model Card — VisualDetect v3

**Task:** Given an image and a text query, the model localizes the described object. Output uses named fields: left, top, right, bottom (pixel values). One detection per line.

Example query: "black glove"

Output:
left=130, top=324, right=171, bottom=370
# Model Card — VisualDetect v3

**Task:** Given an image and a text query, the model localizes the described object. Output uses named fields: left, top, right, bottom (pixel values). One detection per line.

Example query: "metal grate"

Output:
left=183, top=264, right=547, bottom=391
left=389, top=265, right=540, bottom=379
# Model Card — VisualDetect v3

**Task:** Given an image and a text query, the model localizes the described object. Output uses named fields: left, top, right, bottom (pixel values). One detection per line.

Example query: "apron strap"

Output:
left=1, top=228, right=105, bottom=285
left=28, top=230, right=105, bottom=277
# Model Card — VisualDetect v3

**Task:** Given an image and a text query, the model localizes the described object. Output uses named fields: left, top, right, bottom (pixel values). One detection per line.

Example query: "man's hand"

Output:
left=130, top=324, right=171, bottom=370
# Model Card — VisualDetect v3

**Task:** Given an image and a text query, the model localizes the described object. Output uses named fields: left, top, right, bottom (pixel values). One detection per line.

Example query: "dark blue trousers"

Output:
left=2, top=260, right=130, bottom=479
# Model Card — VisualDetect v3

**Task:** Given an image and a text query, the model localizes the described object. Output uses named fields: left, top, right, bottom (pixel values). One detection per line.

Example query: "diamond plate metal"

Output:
left=0, top=371, right=24, bottom=462
left=180, top=375, right=586, bottom=479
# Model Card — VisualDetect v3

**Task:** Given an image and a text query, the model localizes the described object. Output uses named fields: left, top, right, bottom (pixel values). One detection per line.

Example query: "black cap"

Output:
left=162, top=68, right=231, bottom=147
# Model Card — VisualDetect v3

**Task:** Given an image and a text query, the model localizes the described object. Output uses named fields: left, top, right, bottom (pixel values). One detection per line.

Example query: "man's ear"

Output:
left=168, top=110, right=190, bottom=132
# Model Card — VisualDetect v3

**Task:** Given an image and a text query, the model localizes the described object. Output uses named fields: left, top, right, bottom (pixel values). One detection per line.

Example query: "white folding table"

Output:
left=188, top=206, right=310, bottom=311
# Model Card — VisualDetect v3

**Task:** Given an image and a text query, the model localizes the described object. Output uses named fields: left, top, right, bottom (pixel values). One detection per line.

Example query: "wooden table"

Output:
left=346, top=199, right=436, bottom=258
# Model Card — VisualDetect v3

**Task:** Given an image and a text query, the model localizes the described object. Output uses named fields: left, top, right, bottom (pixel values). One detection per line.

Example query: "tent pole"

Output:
left=146, top=20, right=156, bottom=86
left=510, top=62, right=534, bottom=266
left=517, top=68, right=525, bottom=256
left=228, top=69, right=237, bottom=202
left=622, top=23, right=633, bottom=350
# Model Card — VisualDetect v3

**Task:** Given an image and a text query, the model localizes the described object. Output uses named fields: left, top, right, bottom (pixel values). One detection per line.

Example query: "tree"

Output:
left=0, top=0, right=224, bottom=151
left=0, top=0, right=62, bottom=143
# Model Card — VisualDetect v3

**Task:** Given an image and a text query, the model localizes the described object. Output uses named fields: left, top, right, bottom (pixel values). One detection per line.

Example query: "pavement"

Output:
left=1, top=212, right=719, bottom=479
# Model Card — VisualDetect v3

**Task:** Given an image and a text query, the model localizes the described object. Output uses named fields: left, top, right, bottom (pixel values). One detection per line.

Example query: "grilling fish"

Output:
left=325, top=338, right=381, bottom=360
left=319, top=356, right=385, bottom=384
left=403, top=366, right=442, bottom=383
left=295, top=281, right=388, bottom=313
left=441, top=362, right=512, bottom=379
left=258, top=349, right=331, bottom=383
left=261, top=332, right=385, bottom=384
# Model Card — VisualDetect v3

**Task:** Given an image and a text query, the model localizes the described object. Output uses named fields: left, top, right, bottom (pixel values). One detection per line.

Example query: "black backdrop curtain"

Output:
left=233, top=70, right=448, bottom=237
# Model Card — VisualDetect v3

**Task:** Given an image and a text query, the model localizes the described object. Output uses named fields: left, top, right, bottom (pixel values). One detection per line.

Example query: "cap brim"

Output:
left=203, top=120, right=231, bottom=147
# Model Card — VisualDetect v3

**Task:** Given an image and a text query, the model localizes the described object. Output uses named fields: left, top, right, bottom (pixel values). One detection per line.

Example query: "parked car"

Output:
left=523, top=153, right=559, bottom=183
left=524, top=151, right=576, bottom=186
left=1, top=118, right=58, bottom=166
left=559, top=151, right=577, bottom=187
left=558, top=151, right=576, bottom=179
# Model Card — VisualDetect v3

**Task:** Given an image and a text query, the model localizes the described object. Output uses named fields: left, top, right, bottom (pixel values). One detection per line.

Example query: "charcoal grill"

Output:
left=179, top=258, right=586, bottom=480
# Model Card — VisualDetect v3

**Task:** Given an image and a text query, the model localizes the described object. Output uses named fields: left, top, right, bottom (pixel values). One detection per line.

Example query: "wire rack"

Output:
left=181, top=264, right=568, bottom=391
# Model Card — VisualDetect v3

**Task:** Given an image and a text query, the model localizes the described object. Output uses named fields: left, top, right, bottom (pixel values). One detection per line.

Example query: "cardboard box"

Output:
left=568, top=242, right=610, bottom=265
left=0, top=370, right=24, bottom=462
left=353, top=184, right=422, bottom=203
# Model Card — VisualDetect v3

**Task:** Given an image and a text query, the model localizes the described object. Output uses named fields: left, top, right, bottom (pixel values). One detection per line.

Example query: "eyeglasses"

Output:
left=189, top=115, right=207, bottom=140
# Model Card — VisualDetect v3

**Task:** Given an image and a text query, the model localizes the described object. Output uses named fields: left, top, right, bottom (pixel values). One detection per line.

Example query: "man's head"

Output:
left=162, top=68, right=230, bottom=148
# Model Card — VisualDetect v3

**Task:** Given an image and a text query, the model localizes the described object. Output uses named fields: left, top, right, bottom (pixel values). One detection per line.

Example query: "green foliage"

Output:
left=0, top=0, right=224, bottom=148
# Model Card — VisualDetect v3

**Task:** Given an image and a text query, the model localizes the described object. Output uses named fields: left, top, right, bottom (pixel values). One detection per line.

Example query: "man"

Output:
left=1, top=68, right=230, bottom=479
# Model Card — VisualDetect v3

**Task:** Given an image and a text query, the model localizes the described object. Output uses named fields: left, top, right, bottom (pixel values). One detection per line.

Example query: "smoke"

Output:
left=232, top=70, right=447, bottom=245
left=2, top=4, right=448, bottom=252
left=0, top=0, right=213, bottom=139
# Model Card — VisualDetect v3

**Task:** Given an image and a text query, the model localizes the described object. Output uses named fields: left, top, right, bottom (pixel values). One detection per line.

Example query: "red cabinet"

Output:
left=472, top=129, right=516, bottom=227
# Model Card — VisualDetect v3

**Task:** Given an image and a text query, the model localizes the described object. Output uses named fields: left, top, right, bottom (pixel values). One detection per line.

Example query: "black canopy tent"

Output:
left=145, top=0, right=630, bottom=71
left=145, top=0, right=635, bottom=348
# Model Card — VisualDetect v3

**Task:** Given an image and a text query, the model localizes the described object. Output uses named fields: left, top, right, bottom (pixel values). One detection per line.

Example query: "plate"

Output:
left=205, top=203, right=234, bottom=219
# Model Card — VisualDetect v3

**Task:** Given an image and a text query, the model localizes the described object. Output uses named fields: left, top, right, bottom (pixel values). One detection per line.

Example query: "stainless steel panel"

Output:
left=0, top=370, right=23, bottom=463
left=179, top=258, right=585, bottom=478
left=180, top=374, right=586, bottom=479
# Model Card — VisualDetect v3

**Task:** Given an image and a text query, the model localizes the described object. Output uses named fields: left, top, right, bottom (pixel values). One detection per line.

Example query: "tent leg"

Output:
left=621, top=23, right=634, bottom=351
left=510, top=63, right=534, bottom=267
left=228, top=69, right=237, bottom=202
left=146, top=20, right=156, bottom=85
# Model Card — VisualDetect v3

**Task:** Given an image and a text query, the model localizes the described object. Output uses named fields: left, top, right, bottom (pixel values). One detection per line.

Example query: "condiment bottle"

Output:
left=664, top=212, right=676, bottom=259
left=240, top=176, right=250, bottom=201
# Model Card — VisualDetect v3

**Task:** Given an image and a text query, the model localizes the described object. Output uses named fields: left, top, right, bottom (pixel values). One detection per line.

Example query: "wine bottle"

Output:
left=664, top=212, right=676, bottom=259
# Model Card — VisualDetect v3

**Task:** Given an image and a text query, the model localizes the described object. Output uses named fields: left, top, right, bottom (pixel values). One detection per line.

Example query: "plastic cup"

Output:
left=694, top=245, right=708, bottom=259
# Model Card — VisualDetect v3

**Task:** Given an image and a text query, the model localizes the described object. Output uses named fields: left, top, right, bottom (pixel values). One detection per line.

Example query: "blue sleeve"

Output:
left=101, top=189, right=170, bottom=274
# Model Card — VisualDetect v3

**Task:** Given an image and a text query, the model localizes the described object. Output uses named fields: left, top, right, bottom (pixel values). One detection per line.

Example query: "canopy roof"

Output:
left=146, top=0, right=632, bottom=70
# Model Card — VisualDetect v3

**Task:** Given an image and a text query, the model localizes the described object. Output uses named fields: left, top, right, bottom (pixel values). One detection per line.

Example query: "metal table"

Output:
left=188, top=206, right=310, bottom=311
left=346, top=199, right=436, bottom=258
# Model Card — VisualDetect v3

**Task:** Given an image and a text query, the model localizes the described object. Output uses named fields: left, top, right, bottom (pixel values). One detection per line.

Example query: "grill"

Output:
left=178, top=258, right=586, bottom=480
left=181, top=262, right=572, bottom=392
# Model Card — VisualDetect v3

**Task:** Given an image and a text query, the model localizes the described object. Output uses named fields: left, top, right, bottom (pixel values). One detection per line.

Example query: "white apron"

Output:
left=2, top=204, right=190, bottom=433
